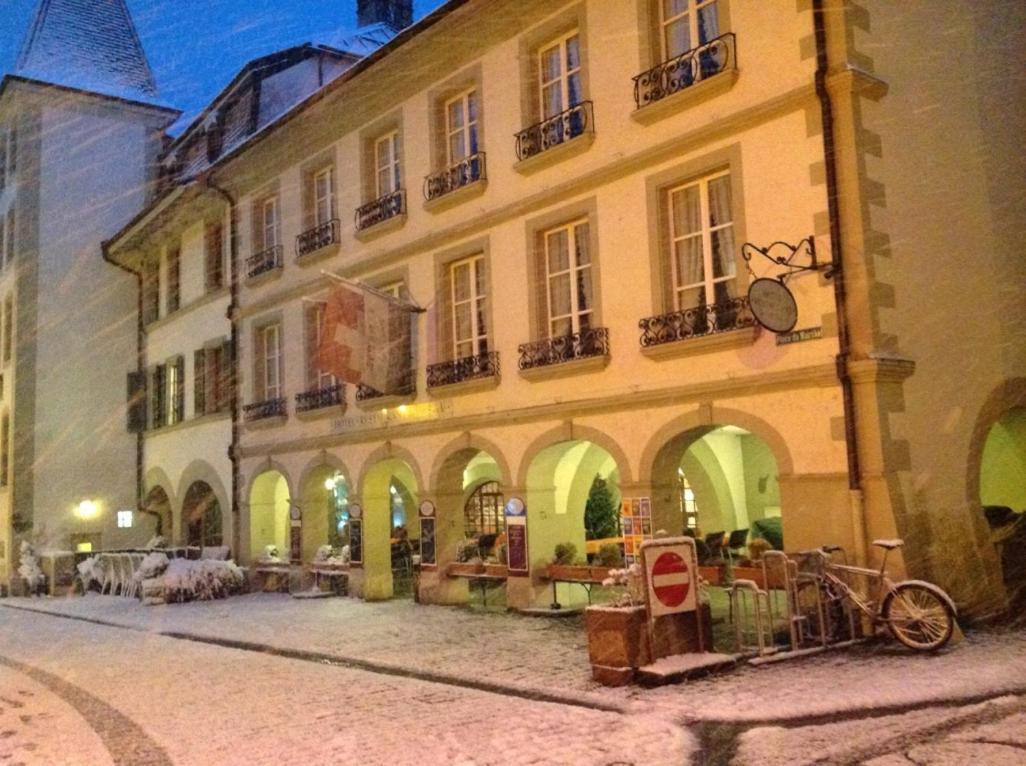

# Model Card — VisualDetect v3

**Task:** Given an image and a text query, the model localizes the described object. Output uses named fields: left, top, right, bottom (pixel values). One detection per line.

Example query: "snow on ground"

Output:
left=732, top=695, right=1025, bottom=766
left=0, top=608, right=694, bottom=766
left=5, top=594, right=1026, bottom=726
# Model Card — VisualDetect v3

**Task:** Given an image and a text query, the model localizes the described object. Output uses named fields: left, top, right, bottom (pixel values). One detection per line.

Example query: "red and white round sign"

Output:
left=651, top=551, right=691, bottom=608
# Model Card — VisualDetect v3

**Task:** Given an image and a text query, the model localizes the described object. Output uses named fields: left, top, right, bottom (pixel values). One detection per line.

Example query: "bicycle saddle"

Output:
left=872, top=538, right=904, bottom=550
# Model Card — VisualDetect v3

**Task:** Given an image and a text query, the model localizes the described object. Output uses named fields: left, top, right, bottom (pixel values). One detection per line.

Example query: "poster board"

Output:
left=419, top=500, right=436, bottom=567
left=620, top=496, right=653, bottom=565
left=348, top=503, right=363, bottom=566
left=504, top=497, right=528, bottom=575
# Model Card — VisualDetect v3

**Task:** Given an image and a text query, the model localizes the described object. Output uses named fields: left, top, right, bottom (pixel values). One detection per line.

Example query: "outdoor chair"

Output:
left=726, top=528, right=749, bottom=563
left=704, top=531, right=726, bottom=562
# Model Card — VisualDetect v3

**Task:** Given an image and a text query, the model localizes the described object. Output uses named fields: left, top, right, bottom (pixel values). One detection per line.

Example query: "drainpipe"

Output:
left=100, top=242, right=150, bottom=531
left=813, top=0, right=867, bottom=565
left=203, top=178, right=241, bottom=561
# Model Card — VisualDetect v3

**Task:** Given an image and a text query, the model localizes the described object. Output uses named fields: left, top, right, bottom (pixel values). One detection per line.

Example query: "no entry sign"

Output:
left=642, top=538, right=698, bottom=617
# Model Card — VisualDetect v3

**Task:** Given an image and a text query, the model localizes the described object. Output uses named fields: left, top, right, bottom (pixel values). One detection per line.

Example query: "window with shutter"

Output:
left=193, top=349, right=206, bottom=416
left=167, top=247, right=181, bottom=313
left=217, top=339, right=233, bottom=412
left=126, top=371, right=147, bottom=433
left=152, top=364, right=166, bottom=429
left=205, top=222, right=224, bottom=291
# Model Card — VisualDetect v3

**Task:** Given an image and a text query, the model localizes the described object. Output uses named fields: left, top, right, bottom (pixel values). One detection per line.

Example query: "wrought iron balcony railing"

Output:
left=355, top=372, right=415, bottom=402
left=243, top=397, right=286, bottom=422
left=518, top=327, right=609, bottom=371
left=633, top=33, right=736, bottom=109
left=355, top=189, right=405, bottom=231
left=638, top=296, right=755, bottom=347
left=426, top=351, right=499, bottom=388
left=295, top=383, right=344, bottom=413
left=296, top=219, right=340, bottom=259
left=424, top=153, right=486, bottom=201
left=246, top=245, right=283, bottom=280
left=515, top=101, right=594, bottom=162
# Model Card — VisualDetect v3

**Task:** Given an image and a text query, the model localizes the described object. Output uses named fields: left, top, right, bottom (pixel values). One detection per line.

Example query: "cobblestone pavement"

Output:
left=0, top=608, right=692, bottom=766
left=3, top=596, right=1026, bottom=764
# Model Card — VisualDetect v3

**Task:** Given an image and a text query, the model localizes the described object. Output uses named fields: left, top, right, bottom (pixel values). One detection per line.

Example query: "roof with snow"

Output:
left=14, top=0, right=162, bottom=106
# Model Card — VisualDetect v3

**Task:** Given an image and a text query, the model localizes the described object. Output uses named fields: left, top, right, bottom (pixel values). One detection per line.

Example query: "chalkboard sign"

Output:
left=420, top=518, right=436, bottom=566
left=289, top=526, right=302, bottom=563
left=506, top=523, right=528, bottom=574
left=349, top=519, right=363, bottom=565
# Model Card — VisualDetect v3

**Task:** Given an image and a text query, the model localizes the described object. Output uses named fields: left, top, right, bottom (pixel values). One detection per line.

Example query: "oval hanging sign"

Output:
left=748, top=278, right=798, bottom=333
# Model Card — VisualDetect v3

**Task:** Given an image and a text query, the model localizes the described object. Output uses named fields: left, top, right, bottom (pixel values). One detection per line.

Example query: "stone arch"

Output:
left=357, top=452, right=421, bottom=601
left=141, top=484, right=172, bottom=541
left=182, top=481, right=224, bottom=548
left=244, top=459, right=295, bottom=505
left=144, top=466, right=176, bottom=508
left=429, top=432, right=513, bottom=491
left=246, top=462, right=295, bottom=563
left=355, top=442, right=425, bottom=499
left=296, top=454, right=354, bottom=564
left=296, top=452, right=353, bottom=499
left=966, top=378, right=1026, bottom=513
left=639, top=406, right=795, bottom=485
left=515, top=423, right=634, bottom=489
left=176, top=460, right=230, bottom=549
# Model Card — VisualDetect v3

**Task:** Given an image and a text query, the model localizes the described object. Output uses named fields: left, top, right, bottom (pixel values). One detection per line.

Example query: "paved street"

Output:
left=1, top=596, right=1025, bottom=765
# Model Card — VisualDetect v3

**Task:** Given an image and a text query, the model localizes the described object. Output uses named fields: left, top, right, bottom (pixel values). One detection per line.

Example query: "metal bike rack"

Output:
left=729, top=578, right=774, bottom=656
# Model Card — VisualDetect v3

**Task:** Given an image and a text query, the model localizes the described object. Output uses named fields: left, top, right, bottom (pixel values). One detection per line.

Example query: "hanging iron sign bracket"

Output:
left=742, top=236, right=832, bottom=284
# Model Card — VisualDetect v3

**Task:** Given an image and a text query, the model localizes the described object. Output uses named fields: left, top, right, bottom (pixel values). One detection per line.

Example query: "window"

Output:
left=660, top=0, right=720, bottom=60
left=2, top=295, right=12, bottom=364
left=543, top=220, right=593, bottom=337
left=0, top=412, right=9, bottom=487
left=313, top=167, right=336, bottom=226
left=150, top=364, right=166, bottom=429
left=4, top=209, right=14, bottom=268
left=166, top=247, right=180, bottom=313
left=667, top=170, right=736, bottom=312
left=142, top=260, right=160, bottom=324
left=194, top=340, right=232, bottom=416
left=449, top=255, right=487, bottom=359
left=304, top=301, right=337, bottom=390
left=539, top=32, right=583, bottom=119
left=166, top=356, right=184, bottom=426
left=374, top=132, right=401, bottom=197
left=117, top=510, right=134, bottom=529
left=259, top=197, right=280, bottom=251
left=464, top=481, right=505, bottom=537
left=204, top=222, right=224, bottom=291
left=445, top=90, right=479, bottom=165
left=255, top=323, right=283, bottom=401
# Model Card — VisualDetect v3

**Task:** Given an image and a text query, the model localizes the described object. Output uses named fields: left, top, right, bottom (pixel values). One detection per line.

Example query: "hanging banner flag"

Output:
left=316, top=277, right=416, bottom=394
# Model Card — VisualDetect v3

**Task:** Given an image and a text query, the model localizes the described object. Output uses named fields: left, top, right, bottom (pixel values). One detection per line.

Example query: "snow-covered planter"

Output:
left=18, top=541, right=46, bottom=596
left=133, top=552, right=170, bottom=584
left=257, top=545, right=285, bottom=565
left=163, top=559, right=245, bottom=603
left=584, top=605, right=652, bottom=686
left=312, top=545, right=350, bottom=567
left=76, top=556, right=102, bottom=592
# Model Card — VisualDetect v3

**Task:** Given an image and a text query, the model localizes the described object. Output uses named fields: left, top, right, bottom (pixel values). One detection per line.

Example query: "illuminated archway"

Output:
left=248, top=469, right=291, bottom=562
left=182, top=481, right=223, bottom=548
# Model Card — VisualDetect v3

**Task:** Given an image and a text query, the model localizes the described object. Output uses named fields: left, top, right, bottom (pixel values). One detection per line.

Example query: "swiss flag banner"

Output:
left=317, top=281, right=411, bottom=394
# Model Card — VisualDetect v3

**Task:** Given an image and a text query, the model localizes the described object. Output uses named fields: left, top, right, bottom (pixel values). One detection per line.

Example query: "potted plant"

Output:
left=589, top=542, right=624, bottom=582
left=546, top=542, right=591, bottom=580
left=584, top=564, right=651, bottom=686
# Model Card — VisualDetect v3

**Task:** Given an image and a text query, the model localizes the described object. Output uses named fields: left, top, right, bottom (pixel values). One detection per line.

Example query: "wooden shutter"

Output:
left=218, top=339, right=233, bottom=411
left=152, top=365, right=166, bottom=428
left=173, top=357, right=185, bottom=423
left=193, top=349, right=206, bottom=416
left=205, top=222, right=224, bottom=291
left=126, top=371, right=147, bottom=433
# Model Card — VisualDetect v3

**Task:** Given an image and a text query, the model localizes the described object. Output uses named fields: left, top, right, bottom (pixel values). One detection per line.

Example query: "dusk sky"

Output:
left=0, top=0, right=448, bottom=129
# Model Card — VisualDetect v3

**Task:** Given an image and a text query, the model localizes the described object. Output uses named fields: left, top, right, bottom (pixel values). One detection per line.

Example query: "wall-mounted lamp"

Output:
left=75, top=499, right=100, bottom=520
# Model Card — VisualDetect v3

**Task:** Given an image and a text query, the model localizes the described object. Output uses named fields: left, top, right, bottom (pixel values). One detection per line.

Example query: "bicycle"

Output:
left=794, top=539, right=957, bottom=652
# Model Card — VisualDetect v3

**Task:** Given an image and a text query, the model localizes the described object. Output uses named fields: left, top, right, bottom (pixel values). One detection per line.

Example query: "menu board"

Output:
left=419, top=518, right=436, bottom=566
left=620, top=496, right=653, bottom=565
left=349, top=519, right=363, bottom=565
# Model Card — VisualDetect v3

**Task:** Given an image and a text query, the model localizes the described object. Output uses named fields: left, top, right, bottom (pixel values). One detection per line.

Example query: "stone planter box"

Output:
left=584, top=605, right=651, bottom=686
left=482, top=563, right=508, bottom=578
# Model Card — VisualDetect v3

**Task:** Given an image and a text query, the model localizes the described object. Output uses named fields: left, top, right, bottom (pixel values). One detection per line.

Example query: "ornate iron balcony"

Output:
left=295, top=383, right=344, bottom=412
left=426, top=351, right=499, bottom=388
left=355, top=189, right=405, bottom=231
left=515, top=101, right=594, bottom=162
left=246, top=245, right=282, bottom=280
left=355, top=373, right=415, bottom=402
left=296, top=219, right=340, bottom=259
left=633, top=33, right=736, bottom=109
left=639, top=296, right=755, bottom=347
left=518, top=327, right=609, bottom=370
left=243, top=397, right=286, bottom=422
left=424, top=153, right=486, bottom=201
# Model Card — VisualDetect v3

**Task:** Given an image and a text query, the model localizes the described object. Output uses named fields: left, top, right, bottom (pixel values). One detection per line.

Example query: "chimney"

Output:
left=357, top=0, right=413, bottom=30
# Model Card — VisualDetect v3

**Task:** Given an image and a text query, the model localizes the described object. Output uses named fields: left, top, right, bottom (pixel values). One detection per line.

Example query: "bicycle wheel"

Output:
left=882, top=582, right=955, bottom=651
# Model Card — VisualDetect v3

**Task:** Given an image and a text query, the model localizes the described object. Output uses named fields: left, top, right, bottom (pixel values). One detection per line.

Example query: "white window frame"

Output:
left=661, top=0, right=720, bottom=60
left=313, top=167, right=335, bottom=226
left=445, top=90, right=479, bottom=165
left=544, top=219, right=592, bottom=338
left=308, top=301, right=337, bottom=390
left=449, top=254, right=487, bottom=359
left=374, top=132, right=401, bottom=198
left=261, top=323, right=282, bottom=400
left=538, top=31, right=582, bottom=119
left=166, top=360, right=180, bottom=425
left=260, top=196, right=280, bottom=251
left=667, top=169, right=735, bottom=311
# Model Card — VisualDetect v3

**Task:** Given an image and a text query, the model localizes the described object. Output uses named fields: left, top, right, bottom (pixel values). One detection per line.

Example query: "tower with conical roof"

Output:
left=0, top=0, right=179, bottom=588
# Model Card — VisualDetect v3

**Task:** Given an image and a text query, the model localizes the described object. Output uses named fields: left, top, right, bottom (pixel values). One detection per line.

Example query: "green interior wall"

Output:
left=248, top=471, right=289, bottom=561
left=980, top=408, right=1026, bottom=510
